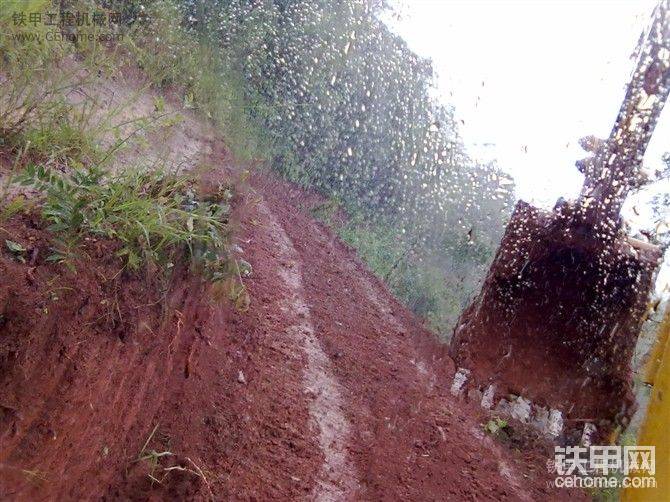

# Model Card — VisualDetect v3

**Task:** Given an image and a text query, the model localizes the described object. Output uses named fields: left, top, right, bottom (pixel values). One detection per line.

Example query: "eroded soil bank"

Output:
left=0, top=152, right=584, bottom=500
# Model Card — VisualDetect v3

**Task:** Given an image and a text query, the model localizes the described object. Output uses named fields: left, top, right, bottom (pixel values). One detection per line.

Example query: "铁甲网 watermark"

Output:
left=548, top=445, right=656, bottom=489
left=5, top=9, right=151, bottom=44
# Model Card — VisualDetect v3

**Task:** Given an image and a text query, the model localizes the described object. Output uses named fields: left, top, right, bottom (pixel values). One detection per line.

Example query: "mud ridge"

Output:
left=257, top=201, right=359, bottom=500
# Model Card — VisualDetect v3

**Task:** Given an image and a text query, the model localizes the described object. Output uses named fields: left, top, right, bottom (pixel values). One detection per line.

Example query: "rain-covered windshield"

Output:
left=0, top=1, right=668, bottom=500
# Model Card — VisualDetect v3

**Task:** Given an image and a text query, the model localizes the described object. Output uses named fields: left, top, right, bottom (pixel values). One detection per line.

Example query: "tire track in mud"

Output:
left=310, top=223, right=534, bottom=502
left=255, top=179, right=557, bottom=500
left=256, top=201, right=359, bottom=501
left=311, top=225, right=534, bottom=500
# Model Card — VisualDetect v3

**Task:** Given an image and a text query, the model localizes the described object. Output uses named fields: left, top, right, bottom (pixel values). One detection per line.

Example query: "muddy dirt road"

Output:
left=0, top=160, right=585, bottom=500
left=0, top=75, right=584, bottom=497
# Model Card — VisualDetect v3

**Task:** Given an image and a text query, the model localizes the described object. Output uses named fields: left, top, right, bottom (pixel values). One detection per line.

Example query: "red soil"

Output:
left=0, top=153, right=585, bottom=500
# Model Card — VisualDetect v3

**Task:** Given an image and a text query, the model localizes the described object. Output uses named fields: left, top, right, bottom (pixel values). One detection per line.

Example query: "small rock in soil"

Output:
left=237, top=370, right=246, bottom=384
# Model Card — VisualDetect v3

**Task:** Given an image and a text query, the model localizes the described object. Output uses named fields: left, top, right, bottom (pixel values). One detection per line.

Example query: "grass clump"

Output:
left=18, top=163, right=238, bottom=283
left=1, top=1, right=111, bottom=150
left=0, top=1, right=167, bottom=170
left=484, top=417, right=509, bottom=437
left=1, top=1, right=250, bottom=309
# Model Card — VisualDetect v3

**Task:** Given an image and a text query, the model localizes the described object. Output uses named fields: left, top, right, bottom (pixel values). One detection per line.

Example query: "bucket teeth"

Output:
left=450, top=367, right=470, bottom=396
left=481, top=384, right=496, bottom=409
left=450, top=371, right=565, bottom=438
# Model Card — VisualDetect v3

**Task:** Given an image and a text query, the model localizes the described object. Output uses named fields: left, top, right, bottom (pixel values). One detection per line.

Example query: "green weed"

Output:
left=5, top=239, right=27, bottom=262
left=0, top=0, right=162, bottom=170
left=1, top=1, right=81, bottom=144
left=116, top=0, right=271, bottom=161
left=484, top=417, right=509, bottom=436
left=1, top=0, right=249, bottom=306
left=17, top=163, right=236, bottom=282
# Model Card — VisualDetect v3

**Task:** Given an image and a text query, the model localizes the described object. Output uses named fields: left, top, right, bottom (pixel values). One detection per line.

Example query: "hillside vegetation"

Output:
left=1, top=0, right=515, bottom=337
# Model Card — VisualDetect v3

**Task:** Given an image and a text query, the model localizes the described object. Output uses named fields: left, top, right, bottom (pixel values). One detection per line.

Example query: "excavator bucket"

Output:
left=450, top=0, right=670, bottom=434
left=450, top=200, right=662, bottom=428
